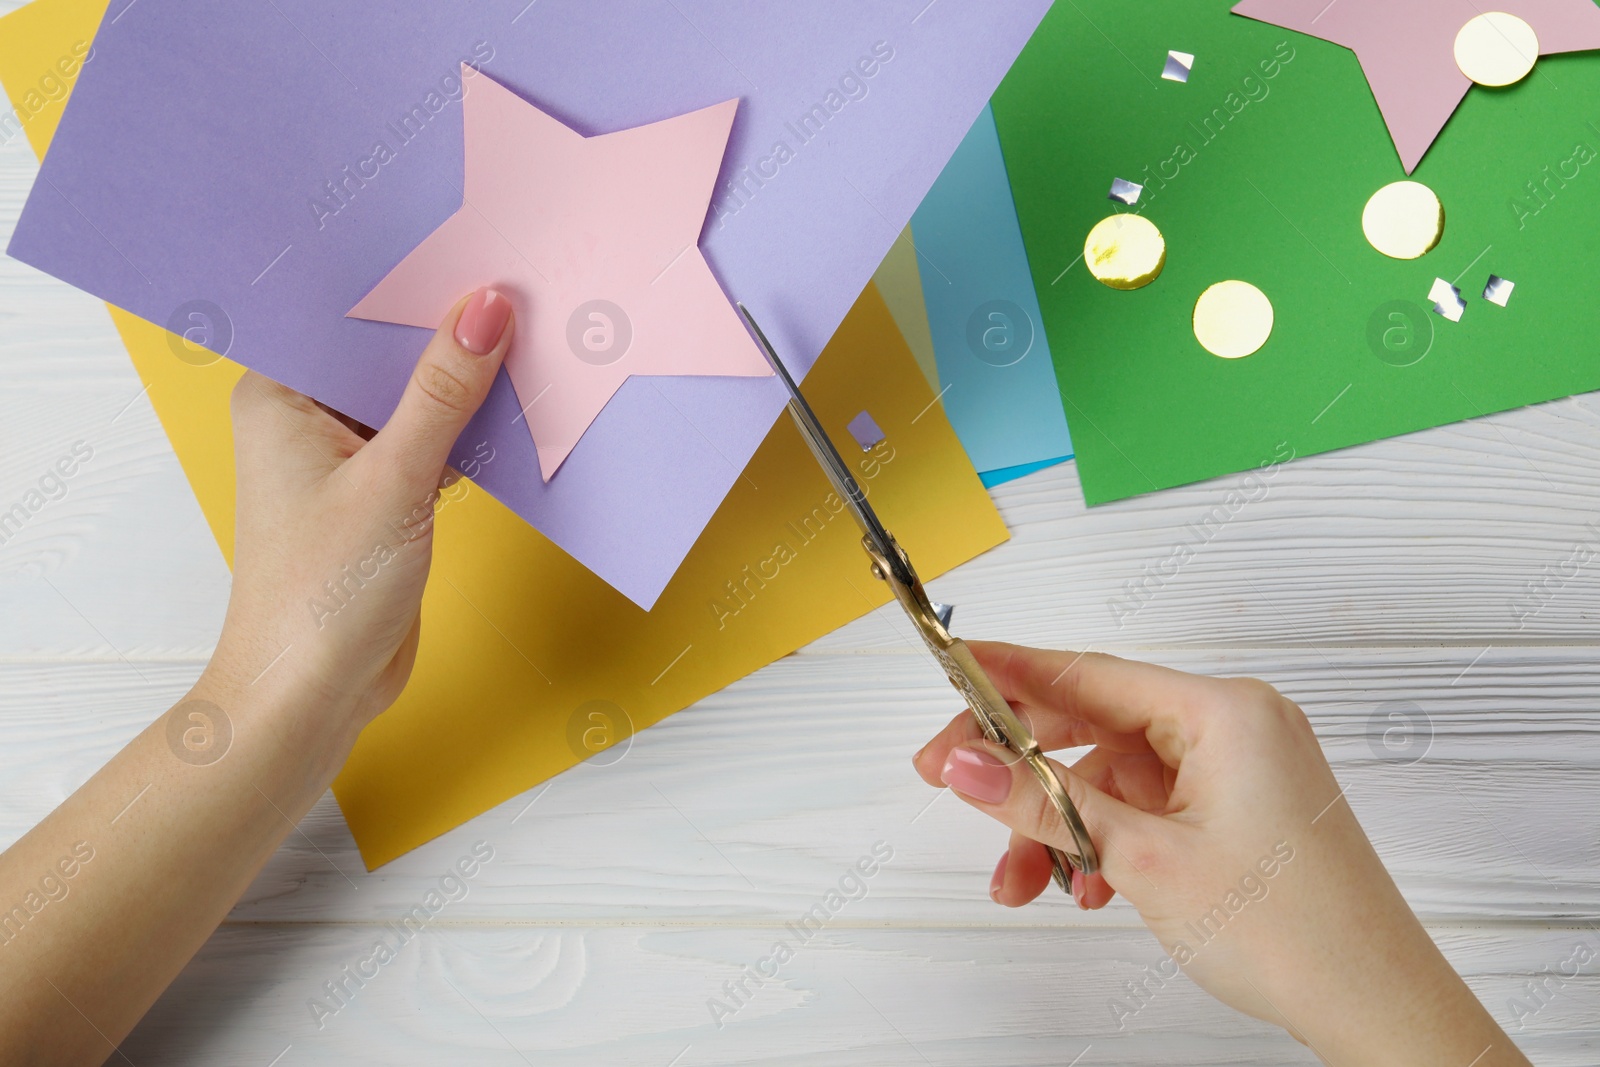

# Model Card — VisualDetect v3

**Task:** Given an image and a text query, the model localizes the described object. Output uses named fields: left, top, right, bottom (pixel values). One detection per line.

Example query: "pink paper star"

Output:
left=1233, top=0, right=1600, bottom=172
left=350, top=68, right=769, bottom=481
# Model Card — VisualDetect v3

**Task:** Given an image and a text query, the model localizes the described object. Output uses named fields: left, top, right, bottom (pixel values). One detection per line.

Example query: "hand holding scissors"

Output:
left=738, top=304, right=1099, bottom=890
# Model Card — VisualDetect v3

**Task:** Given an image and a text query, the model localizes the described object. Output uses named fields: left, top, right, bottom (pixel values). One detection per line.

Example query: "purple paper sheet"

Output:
left=8, top=0, right=1049, bottom=608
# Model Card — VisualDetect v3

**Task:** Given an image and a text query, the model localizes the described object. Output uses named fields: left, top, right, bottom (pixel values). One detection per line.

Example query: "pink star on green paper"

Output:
left=350, top=68, right=770, bottom=481
left=1233, top=0, right=1600, bottom=172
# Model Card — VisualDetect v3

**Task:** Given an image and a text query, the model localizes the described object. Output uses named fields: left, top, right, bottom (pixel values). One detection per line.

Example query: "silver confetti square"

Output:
left=1108, top=177, right=1144, bottom=206
left=846, top=409, right=886, bottom=452
left=1162, top=50, right=1195, bottom=83
left=1483, top=274, right=1515, bottom=307
left=1429, top=278, right=1465, bottom=323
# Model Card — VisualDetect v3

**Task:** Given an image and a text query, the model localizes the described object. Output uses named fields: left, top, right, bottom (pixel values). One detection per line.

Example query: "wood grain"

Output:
left=817, top=408, right=1600, bottom=654
left=115, top=926, right=1597, bottom=1065
left=2, top=653, right=1595, bottom=926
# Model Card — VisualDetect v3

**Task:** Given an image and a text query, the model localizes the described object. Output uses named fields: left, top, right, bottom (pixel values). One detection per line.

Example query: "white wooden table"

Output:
left=4, top=97, right=1599, bottom=1067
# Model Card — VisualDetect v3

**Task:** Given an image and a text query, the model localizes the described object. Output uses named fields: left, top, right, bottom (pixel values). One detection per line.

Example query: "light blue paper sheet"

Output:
left=980, top=455, right=1070, bottom=488
left=910, top=104, right=1073, bottom=485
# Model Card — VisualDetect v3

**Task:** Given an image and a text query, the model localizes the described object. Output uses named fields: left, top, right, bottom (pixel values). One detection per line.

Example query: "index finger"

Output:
left=912, top=699, right=1144, bottom=790
left=968, top=642, right=1224, bottom=768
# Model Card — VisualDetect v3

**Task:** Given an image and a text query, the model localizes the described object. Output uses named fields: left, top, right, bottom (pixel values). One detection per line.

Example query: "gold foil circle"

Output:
left=1454, top=12, right=1539, bottom=87
left=1362, top=180, right=1444, bottom=260
left=1084, top=213, right=1166, bottom=290
left=1193, top=280, right=1274, bottom=359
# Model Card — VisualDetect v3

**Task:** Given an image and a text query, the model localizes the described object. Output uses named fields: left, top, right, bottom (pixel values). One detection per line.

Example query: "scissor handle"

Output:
left=938, top=638, right=1100, bottom=884
left=863, top=534, right=1100, bottom=885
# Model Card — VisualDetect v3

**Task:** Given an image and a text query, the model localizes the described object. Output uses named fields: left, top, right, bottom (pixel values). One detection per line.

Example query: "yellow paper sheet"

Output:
left=1, top=0, right=1008, bottom=868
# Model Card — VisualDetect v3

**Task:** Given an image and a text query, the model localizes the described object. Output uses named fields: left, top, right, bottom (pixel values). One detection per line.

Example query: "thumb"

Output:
left=939, top=740, right=1167, bottom=890
left=360, top=287, right=514, bottom=494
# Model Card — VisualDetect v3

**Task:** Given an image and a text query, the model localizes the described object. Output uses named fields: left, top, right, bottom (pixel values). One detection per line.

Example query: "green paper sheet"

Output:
left=993, top=0, right=1600, bottom=505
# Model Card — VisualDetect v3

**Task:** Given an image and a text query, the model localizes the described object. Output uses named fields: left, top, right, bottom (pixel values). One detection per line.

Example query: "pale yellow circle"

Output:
left=1361, top=180, right=1444, bottom=260
left=1454, top=12, right=1539, bottom=87
left=1084, top=213, right=1166, bottom=290
left=1193, top=281, right=1273, bottom=359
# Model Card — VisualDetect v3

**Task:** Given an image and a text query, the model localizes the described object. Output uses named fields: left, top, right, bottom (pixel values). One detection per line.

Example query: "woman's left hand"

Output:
left=207, top=286, right=515, bottom=743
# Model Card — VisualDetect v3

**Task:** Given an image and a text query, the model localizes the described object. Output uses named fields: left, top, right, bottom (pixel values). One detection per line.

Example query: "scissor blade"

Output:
left=737, top=303, right=903, bottom=576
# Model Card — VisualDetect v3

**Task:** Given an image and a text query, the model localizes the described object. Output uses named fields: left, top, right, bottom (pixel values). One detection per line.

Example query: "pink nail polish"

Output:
left=940, top=747, right=1012, bottom=804
left=455, top=287, right=511, bottom=355
left=990, top=851, right=1010, bottom=902
left=1072, top=870, right=1088, bottom=910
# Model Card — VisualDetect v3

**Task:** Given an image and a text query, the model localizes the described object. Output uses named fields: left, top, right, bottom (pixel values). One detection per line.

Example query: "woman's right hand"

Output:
left=912, top=642, right=1529, bottom=1066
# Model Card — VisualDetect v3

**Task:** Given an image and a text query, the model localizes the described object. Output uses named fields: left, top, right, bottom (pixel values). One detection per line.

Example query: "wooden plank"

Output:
left=1, top=654, right=1595, bottom=924
left=113, top=924, right=1597, bottom=1065
left=7, top=373, right=1600, bottom=661
left=810, top=409, right=1600, bottom=653
left=0, top=393, right=228, bottom=659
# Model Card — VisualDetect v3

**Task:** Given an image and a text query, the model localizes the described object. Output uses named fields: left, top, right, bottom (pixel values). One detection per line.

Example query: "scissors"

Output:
left=737, top=304, right=1100, bottom=890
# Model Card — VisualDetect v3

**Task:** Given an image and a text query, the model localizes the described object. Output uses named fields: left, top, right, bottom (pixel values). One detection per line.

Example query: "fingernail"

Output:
left=455, top=287, right=511, bottom=356
left=989, top=851, right=1009, bottom=902
left=940, top=747, right=1012, bottom=804
left=911, top=743, right=927, bottom=768
left=1072, top=870, right=1088, bottom=910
